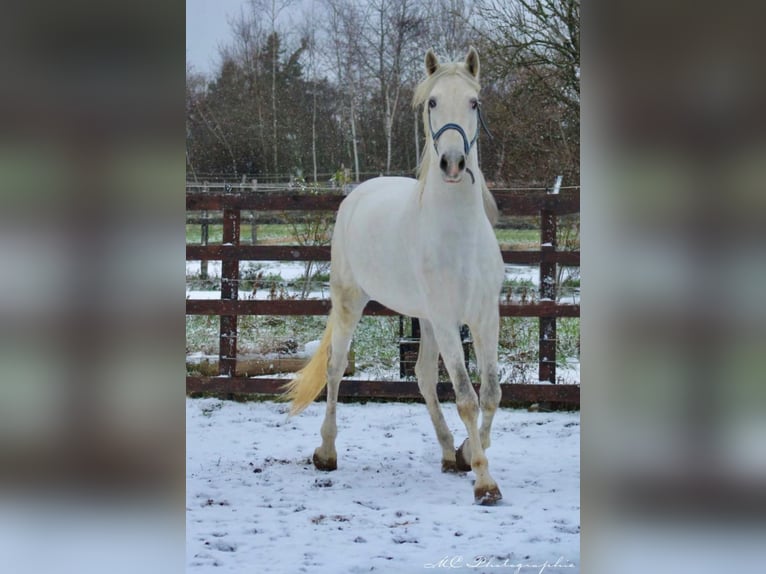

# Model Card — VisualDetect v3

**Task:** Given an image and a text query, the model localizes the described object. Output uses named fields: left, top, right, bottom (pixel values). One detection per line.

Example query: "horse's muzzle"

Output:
left=439, top=151, right=466, bottom=182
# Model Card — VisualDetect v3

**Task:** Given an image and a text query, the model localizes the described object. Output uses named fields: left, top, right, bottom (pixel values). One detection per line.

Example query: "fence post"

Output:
left=250, top=179, right=258, bottom=245
left=219, top=184, right=240, bottom=377
left=539, top=176, right=561, bottom=383
left=200, top=181, right=209, bottom=279
left=398, top=317, right=420, bottom=378
left=399, top=317, right=470, bottom=378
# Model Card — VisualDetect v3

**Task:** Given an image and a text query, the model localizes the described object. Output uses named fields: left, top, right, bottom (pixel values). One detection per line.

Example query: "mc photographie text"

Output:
left=424, top=555, right=575, bottom=572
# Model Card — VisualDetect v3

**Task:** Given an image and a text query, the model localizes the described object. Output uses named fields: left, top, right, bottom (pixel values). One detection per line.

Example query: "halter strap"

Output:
left=428, top=104, right=492, bottom=157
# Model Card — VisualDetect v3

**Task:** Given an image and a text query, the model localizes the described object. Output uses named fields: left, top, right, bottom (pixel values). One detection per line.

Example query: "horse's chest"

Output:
left=417, top=238, right=498, bottom=296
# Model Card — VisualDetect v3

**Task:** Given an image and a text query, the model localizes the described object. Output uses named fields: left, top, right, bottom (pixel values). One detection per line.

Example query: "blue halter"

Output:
left=428, top=103, right=492, bottom=157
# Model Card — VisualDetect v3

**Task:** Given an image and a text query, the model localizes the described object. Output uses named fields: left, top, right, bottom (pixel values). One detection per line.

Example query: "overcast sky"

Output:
left=186, top=0, right=313, bottom=78
left=186, top=0, right=250, bottom=77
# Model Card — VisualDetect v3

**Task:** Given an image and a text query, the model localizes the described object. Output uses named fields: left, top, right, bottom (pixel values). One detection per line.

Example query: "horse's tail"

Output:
left=282, top=315, right=334, bottom=416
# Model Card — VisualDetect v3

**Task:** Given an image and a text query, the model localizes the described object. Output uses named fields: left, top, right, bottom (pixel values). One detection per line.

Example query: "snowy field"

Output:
left=186, top=261, right=543, bottom=286
left=187, top=398, right=580, bottom=573
left=185, top=261, right=581, bottom=303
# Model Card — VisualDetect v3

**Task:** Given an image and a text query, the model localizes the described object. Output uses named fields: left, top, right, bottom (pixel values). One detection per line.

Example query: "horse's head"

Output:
left=415, top=47, right=482, bottom=185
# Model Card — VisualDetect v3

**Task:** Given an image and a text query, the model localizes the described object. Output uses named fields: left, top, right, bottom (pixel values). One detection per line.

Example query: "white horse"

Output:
left=284, top=47, right=504, bottom=505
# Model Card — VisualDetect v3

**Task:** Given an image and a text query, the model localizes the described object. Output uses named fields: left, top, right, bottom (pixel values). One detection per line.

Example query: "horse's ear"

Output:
left=465, top=46, right=480, bottom=79
left=425, top=49, right=440, bottom=76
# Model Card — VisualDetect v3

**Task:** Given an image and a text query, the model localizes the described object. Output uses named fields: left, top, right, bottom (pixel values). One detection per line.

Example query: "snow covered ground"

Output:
left=186, top=261, right=542, bottom=286
left=187, top=398, right=580, bottom=573
left=186, top=261, right=554, bottom=288
left=185, top=260, right=580, bottom=305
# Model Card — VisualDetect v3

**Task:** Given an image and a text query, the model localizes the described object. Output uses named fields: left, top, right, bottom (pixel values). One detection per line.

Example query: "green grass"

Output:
left=187, top=222, right=550, bottom=248
left=237, top=315, right=327, bottom=355
left=186, top=223, right=295, bottom=244
left=495, top=228, right=540, bottom=248
left=186, top=312, right=580, bottom=384
left=185, top=314, right=403, bottom=379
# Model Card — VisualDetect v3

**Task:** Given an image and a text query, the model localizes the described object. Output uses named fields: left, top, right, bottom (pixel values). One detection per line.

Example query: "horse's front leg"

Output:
left=456, top=314, right=501, bottom=472
left=432, top=323, right=502, bottom=505
left=415, top=319, right=458, bottom=472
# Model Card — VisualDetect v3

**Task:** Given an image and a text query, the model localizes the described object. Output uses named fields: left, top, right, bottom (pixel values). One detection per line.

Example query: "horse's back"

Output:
left=336, top=175, right=417, bottom=229
left=341, top=176, right=417, bottom=211
left=332, top=177, right=426, bottom=316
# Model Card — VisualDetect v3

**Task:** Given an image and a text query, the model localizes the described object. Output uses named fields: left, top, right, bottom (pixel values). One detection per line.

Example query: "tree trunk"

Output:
left=312, top=85, right=318, bottom=184
left=272, top=48, right=278, bottom=174
left=271, top=0, right=278, bottom=174
left=350, top=95, right=360, bottom=182
left=385, top=93, right=393, bottom=174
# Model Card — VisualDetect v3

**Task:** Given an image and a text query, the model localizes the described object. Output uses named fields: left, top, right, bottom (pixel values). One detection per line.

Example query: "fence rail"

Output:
left=186, top=188, right=580, bottom=408
left=186, top=190, right=579, bottom=215
left=186, top=245, right=581, bottom=266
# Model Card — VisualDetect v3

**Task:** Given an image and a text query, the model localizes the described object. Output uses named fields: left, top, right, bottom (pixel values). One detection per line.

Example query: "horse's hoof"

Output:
left=441, top=459, right=461, bottom=473
left=312, top=451, right=337, bottom=471
left=475, top=484, right=503, bottom=506
left=455, top=440, right=472, bottom=472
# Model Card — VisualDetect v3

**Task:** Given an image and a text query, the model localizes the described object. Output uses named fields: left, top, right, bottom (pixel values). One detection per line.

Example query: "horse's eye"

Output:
left=428, top=98, right=437, bottom=109
left=470, top=99, right=478, bottom=110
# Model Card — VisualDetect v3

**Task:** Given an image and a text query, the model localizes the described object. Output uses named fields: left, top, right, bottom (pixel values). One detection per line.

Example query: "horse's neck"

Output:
left=420, top=168, right=485, bottom=228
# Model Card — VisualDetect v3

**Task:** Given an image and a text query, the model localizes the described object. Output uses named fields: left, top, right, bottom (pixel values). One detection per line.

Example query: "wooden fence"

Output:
left=186, top=188, right=580, bottom=408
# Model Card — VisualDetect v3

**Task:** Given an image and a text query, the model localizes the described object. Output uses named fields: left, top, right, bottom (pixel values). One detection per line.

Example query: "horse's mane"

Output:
left=412, top=61, right=497, bottom=226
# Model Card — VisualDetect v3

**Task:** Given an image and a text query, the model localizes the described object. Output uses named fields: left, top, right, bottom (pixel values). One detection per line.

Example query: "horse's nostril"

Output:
left=458, top=157, right=465, bottom=171
left=440, top=156, right=448, bottom=172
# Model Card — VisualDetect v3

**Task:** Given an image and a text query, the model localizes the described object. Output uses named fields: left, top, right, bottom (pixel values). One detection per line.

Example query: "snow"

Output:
left=185, top=261, right=580, bottom=304
left=187, top=398, right=580, bottom=573
left=187, top=261, right=541, bottom=286
left=186, top=261, right=313, bottom=282
left=303, top=339, right=321, bottom=356
left=185, top=289, right=329, bottom=301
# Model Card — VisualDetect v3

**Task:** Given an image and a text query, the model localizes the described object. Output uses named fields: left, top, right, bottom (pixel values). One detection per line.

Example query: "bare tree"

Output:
left=425, top=0, right=476, bottom=59
left=323, top=0, right=365, bottom=181
left=475, top=0, right=579, bottom=113
left=363, top=0, right=424, bottom=173
left=300, top=3, right=321, bottom=184
left=249, top=0, right=299, bottom=174
left=188, top=62, right=239, bottom=176
left=186, top=64, right=203, bottom=183
left=469, top=0, right=580, bottom=182
left=223, top=8, right=268, bottom=169
left=185, top=0, right=579, bottom=183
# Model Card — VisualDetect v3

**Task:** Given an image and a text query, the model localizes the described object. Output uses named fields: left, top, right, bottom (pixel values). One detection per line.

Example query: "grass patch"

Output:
left=187, top=222, right=552, bottom=249
left=495, top=228, right=540, bottom=249
left=496, top=316, right=580, bottom=383
left=186, top=223, right=298, bottom=244
left=186, top=312, right=579, bottom=384
left=237, top=315, right=327, bottom=355
left=185, top=314, right=401, bottom=378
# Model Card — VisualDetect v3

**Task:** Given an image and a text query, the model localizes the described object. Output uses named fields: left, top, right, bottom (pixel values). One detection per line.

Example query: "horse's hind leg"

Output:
left=313, top=283, right=367, bottom=471
left=432, top=323, right=502, bottom=505
left=415, top=319, right=458, bottom=472
left=457, top=314, right=501, bottom=471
